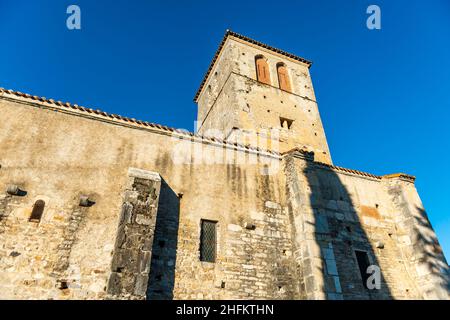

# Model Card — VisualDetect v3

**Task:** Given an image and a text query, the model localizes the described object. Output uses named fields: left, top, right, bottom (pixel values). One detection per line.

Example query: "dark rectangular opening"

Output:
left=29, top=199, right=45, bottom=223
left=200, top=220, right=217, bottom=263
left=280, top=117, right=293, bottom=129
left=355, top=250, right=371, bottom=289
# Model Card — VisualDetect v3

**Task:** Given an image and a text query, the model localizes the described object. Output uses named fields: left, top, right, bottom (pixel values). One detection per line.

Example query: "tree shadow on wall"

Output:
left=146, top=178, right=180, bottom=300
left=302, top=159, right=393, bottom=300
left=412, top=207, right=450, bottom=297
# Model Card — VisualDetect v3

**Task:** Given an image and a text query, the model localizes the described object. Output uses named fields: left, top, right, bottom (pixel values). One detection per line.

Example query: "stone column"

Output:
left=106, top=168, right=161, bottom=299
left=384, top=174, right=449, bottom=300
left=284, top=149, right=328, bottom=299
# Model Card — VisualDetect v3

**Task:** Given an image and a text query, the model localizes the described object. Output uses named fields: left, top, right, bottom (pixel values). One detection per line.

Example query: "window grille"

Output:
left=200, top=220, right=217, bottom=263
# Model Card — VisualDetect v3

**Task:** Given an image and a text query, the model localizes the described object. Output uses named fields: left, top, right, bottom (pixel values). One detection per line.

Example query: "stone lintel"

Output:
left=128, top=168, right=161, bottom=181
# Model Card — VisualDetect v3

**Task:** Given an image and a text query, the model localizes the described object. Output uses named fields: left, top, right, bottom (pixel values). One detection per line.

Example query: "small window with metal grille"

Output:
left=200, top=220, right=217, bottom=263
left=29, top=200, right=45, bottom=223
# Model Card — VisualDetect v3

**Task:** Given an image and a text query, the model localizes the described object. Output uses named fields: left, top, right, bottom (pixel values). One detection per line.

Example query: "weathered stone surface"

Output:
left=0, top=32, right=448, bottom=301
left=106, top=170, right=161, bottom=300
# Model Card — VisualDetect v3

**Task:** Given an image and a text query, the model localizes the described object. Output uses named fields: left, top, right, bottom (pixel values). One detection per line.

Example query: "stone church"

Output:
left=0, top=30, right=448, bottom=300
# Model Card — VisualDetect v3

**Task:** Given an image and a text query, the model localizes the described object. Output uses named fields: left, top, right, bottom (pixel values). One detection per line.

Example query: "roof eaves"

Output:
left=0, top=87, right=281, bottom=157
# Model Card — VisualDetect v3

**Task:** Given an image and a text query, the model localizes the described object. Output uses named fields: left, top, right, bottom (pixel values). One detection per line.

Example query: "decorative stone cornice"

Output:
left=382, top=173, right=416, bottom=183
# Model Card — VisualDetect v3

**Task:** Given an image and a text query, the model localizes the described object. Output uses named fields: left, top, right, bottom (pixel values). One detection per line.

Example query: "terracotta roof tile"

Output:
left=315, top=162, right=382, bottom=179
left=0, top=87, right=280, bottom=156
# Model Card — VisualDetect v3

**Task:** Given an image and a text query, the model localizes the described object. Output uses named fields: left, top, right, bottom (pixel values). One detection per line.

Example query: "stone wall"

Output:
left=385, top=176, right=449, bottom=299
left=283, top=150, right=448, bottom=300
left=0, top=95, right=287, bottom=299
left=0, top=87, right=448, bottom=300
left=107, top=168, right=161, bottom=299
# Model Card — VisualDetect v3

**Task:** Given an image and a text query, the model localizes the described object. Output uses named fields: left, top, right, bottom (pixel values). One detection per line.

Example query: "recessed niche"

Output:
left=280, top=117, right=293, bottom=130
left=59, top=281, right=69, bottom=290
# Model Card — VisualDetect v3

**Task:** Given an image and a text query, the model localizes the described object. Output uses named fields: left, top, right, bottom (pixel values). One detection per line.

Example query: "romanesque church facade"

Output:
left=0, top=30, right=448, bottom=300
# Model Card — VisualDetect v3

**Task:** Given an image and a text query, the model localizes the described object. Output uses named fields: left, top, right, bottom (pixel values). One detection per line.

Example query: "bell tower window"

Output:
left=277, top=63, right=291, bottom=92
left=255, top=55, right=271, bottom=85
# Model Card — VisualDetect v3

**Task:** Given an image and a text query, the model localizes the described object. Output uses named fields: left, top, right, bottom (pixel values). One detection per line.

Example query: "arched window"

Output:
left=255, top=55, right=271, bottom=85
left=29, top=200, right=45, bottom=222
left=277, top=63, right=291, bottom=92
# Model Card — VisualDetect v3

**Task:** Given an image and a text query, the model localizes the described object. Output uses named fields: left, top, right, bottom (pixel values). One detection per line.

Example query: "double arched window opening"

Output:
left=255, top=56, right=292, bottom=93
left=276, top=63, right=291, bottom=92
left=255, top=55, right=271, bottom=85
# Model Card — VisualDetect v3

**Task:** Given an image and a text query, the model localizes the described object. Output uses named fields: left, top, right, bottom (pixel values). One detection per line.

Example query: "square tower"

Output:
left=194, top=30, right=332, bottom=164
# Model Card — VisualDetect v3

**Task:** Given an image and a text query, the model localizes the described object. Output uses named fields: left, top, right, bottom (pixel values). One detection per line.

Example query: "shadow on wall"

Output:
left=146, top=178, right=180, bottom=300
left=303, top=160, right=392, bottom=300
left=413, top=207, right=450, bottom=296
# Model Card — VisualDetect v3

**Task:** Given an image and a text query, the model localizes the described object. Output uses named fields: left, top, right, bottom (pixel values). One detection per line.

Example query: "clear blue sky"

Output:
left=1, top=1, right=449, bottom=261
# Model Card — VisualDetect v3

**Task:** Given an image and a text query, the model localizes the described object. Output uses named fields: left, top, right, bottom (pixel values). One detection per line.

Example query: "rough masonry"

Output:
left=0, top=30, right=448, bottom=300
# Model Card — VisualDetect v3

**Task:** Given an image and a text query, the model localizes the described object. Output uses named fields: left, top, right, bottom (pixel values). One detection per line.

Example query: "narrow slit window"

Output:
left=200, top=220, right=217, bottom=262
left=255, top=56, right=271, bottom=85
left=355, top=250, right=371, bottom=289
left=277, top=63, right=291, bottom=92
left=29, top=200, right=45, bottom=222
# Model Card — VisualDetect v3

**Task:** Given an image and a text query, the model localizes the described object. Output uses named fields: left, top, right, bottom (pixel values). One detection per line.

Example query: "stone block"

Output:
left=135, top=214, right=153, bottom=226
left=265, top=201, right=281, bottom=210
left=325, top=259, right=338, bottom=276
left=138, top=251, right=152, bottom=274
left=305, top=276, right=316, bottom=294
left=134, top=275, right=149, bottom=297
left=322, top=247, right=335, bottom=260
left=327, top=293, right=343, bottom=300
left=333, top=276, right=342, bottom=293
left=337, top=201, right=350, bottom=211
left=227, top=224, right=242, bottom=232
left=107, top=272, right=122, bottom=295
left=315, top=215, right=329, bottom=234
left=326, top=200, right=338, bottom=211
left=128, top=168, right=161, bottom=182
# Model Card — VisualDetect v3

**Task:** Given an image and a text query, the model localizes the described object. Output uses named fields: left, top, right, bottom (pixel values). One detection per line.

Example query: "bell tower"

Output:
left=194, top=30, right=332, bottom=164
